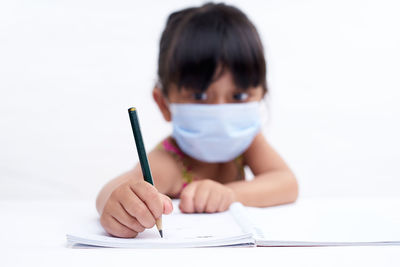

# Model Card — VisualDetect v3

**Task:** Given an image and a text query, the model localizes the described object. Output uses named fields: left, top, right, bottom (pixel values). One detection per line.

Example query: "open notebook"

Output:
left=67, top=199, right=400, bottom=248
left=67, top=202, right=257, bottom=248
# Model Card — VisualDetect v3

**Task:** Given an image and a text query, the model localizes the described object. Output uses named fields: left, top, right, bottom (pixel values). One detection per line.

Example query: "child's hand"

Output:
left=179, top=179, right=236, bottom=213
left=100, top=180, right=173, bottom=238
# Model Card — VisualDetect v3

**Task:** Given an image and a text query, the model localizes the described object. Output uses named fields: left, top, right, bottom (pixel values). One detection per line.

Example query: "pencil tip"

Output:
left=159, top=230, right=163, bottom=238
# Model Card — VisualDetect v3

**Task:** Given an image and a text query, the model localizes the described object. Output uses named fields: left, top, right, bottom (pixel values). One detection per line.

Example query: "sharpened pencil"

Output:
left=128, top=107, right=163, bottom=238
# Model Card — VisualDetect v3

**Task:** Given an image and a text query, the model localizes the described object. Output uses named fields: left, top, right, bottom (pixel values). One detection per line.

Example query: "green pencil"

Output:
left=128, top=107, right=163, bottom=238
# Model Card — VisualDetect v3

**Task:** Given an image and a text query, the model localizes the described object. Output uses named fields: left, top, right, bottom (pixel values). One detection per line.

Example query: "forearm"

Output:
left=226, top=170, right=298, bottom=207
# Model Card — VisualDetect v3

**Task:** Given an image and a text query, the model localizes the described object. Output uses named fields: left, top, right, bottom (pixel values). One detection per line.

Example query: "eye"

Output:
left=192, top=92, right=208, bottom=101
left=233, top=92, right=249, bottom=101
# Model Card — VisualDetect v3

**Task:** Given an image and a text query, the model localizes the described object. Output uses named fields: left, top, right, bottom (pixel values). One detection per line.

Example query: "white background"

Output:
left=1, top=0, right=399, bottom=202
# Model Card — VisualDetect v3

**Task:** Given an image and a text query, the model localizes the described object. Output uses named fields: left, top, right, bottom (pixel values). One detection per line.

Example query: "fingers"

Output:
left=132, top=182, right=164, bottom=220
left=179, top=180, right=217, bottom=213
left=159, top=193, right=173, bottom=214
left=218, top=187, right=236, bottom=212
left=217, top=195, right=231, bottom=212
left=101, top=180, right=170, bottom=238
left=114, top=202, right=146, bottom=233
left=180, top=180, right=235, bottom=214
left=194, top=182, right=211, bottom=213
left=100, top=213, right=139, bottom=238
left=205, top=189, right=222, bottom=213
left=119, top=185, right=156, bottom=228
left=179, top=182, right=197, bottom=213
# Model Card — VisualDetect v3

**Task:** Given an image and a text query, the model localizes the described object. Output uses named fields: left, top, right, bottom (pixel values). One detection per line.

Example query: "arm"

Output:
left=226, top=132, right=298, bottom=207
left=178, top=132, right=298, bottom=213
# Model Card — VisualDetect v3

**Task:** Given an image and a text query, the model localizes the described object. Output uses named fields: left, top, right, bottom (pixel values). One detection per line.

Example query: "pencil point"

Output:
left=159, top=230, right=163, bottom=238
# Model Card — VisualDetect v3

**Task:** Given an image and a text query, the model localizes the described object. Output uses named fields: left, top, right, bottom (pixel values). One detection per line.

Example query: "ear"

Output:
left=153, top=87, right=172, bottom=122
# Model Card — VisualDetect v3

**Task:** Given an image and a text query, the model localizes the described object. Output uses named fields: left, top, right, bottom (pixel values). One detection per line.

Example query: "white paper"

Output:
left=67, top=201, right=254, bottom=248
left=67, top=198, right=400, bottom=248
left=248, top=198, right=400, bottom=246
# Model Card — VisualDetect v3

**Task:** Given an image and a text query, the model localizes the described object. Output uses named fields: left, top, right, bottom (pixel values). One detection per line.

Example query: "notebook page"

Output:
left=248, top=198, right=400, bottom=246
left=67, top=200, right=254, bottom=248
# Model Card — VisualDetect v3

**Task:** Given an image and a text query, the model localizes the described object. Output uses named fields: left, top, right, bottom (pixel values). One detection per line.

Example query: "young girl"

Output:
left=96, top=3, right=298, bottom=238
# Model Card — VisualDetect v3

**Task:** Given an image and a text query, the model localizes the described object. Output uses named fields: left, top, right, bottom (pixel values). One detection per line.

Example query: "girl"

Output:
left=96, top=3, right=298, bottom=238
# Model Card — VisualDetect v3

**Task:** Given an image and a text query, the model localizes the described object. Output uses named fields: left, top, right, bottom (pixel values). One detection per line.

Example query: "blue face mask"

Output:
left=170, top=102, right=262, bottom=163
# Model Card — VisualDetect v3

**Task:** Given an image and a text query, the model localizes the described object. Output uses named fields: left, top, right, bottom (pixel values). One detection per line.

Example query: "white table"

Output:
left=1, top=198, right=399, bottom=267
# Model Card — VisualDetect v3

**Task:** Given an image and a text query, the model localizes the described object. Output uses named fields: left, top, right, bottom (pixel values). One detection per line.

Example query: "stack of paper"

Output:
left=67, top=199, right=400, bottom=248
left=67, top=202, right=255, bottom=248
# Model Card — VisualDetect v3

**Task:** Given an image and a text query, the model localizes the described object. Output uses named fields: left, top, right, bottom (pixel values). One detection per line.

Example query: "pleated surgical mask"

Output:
left=170, top=102, right=262, bottom=163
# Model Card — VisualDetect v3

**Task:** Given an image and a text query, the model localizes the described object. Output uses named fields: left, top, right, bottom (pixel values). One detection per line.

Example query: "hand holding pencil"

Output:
left=99, top=179, right=172, bottom=238
left=128, top=107, right=166, bottom=237
left=97, top=107, right=173, bottom=238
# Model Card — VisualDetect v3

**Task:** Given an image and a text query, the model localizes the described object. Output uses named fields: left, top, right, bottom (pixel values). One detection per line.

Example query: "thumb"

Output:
left=159, top=193, right=173, bottom=215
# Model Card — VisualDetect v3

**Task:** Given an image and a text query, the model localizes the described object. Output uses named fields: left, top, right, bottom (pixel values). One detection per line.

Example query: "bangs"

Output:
left=159, top=3, right=267, bottom=94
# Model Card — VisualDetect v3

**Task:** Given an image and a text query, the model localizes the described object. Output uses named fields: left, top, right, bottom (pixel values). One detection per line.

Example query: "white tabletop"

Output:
left=1, top=198, right=400, bottom=267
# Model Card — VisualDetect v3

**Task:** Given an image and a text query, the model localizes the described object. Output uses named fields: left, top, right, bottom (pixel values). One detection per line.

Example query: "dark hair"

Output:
left=157, top=2, right=267, bottom=96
